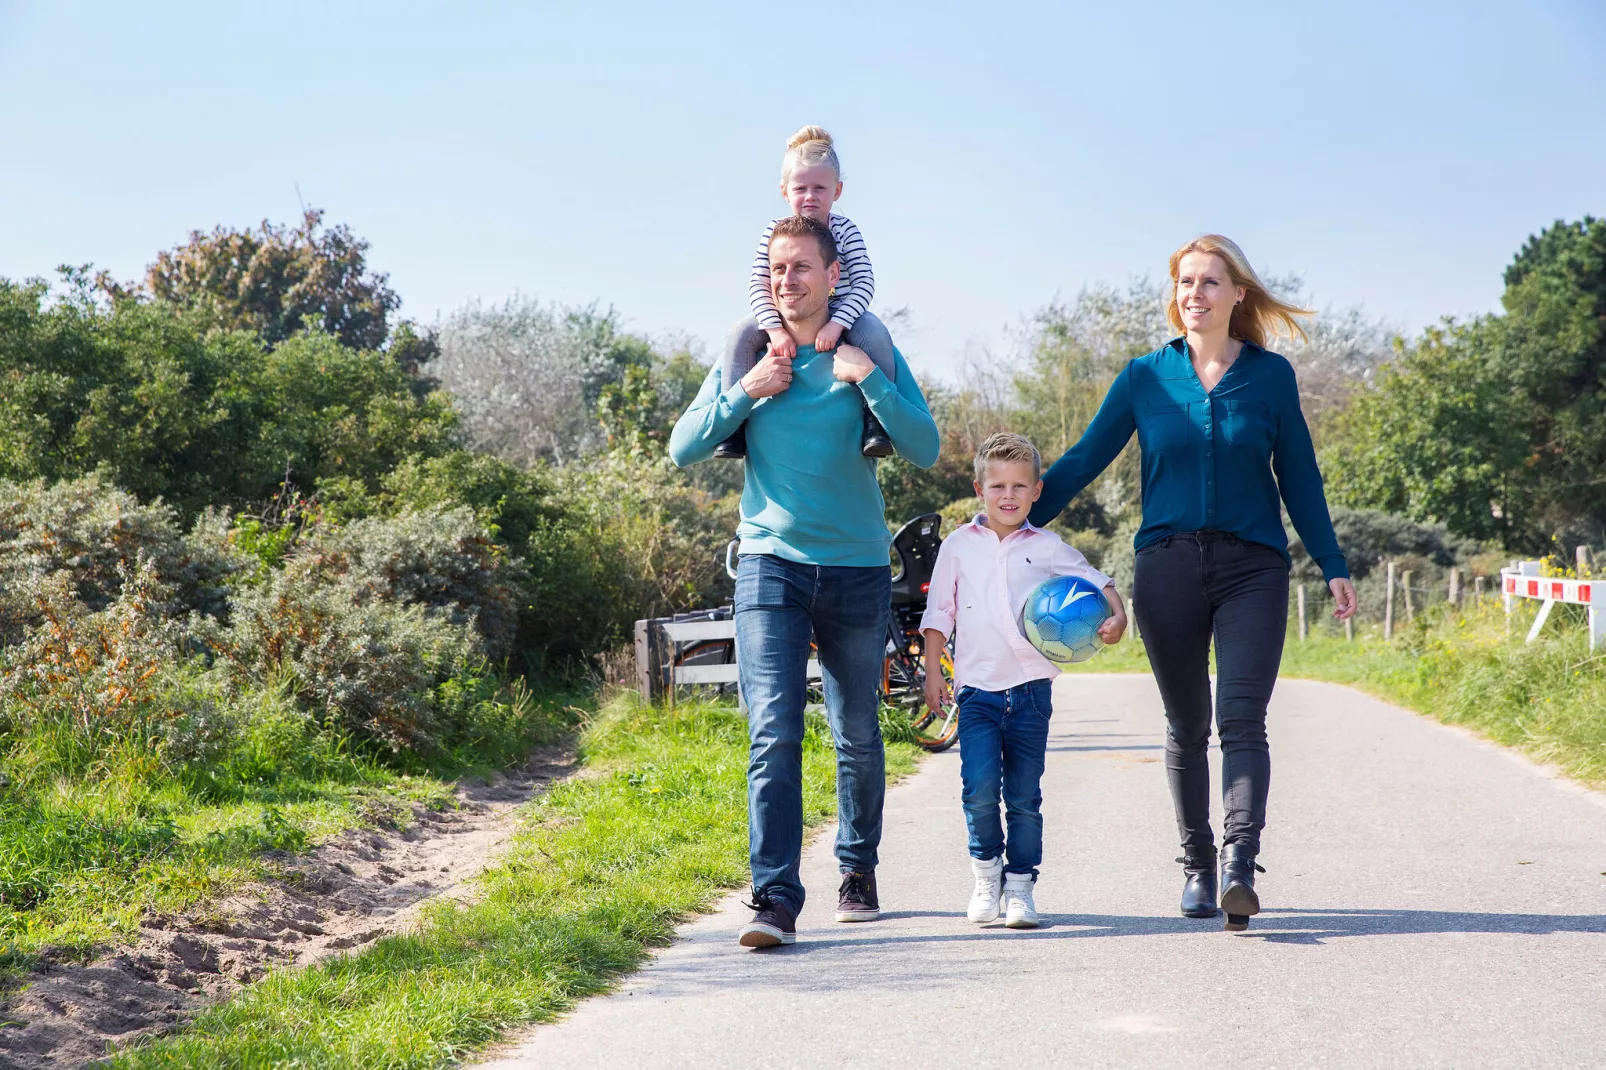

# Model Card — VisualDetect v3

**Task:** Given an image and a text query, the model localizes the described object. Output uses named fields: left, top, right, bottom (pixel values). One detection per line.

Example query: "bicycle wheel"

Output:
left=910, top=648, right=959, bottom=752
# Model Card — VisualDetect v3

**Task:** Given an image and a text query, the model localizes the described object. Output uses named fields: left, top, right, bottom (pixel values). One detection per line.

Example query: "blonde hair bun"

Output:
left=787, top=125, right=833, bottom=151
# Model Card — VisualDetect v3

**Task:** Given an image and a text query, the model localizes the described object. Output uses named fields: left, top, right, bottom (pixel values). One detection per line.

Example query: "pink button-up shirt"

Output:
left=919, top=515, right=1113, bottom=692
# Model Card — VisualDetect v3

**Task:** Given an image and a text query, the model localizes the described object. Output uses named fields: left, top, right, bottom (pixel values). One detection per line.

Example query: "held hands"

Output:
left=1330, top=577, right=1358, bottom=620
left=923, top=672, right=952, bottom=716
left=814, top=320, right=845, bottom=351
left=765, top=328, right=796, bottom=360
left=832, top=343, right=874, bottom=384
left=740, top=350, right=793, bottom=399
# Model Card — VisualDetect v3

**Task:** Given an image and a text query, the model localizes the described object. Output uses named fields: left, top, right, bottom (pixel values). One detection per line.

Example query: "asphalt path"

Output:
left=478, top=674, right=1606, bottom=1069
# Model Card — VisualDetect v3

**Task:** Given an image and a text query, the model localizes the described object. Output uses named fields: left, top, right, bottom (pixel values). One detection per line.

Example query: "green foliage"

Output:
left=1289, top=506, right=1484, bottom=582
left=0, top=278, right=458, bottom=517
left=1326, top=217, right=1606, bottom=550
left=132, top=208, right=401, bottom=352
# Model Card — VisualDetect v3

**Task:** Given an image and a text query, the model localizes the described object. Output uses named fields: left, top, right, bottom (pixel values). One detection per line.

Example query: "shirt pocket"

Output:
left=1219, top=399, right=1276, bottom=453
left=1138, top=401, right=1195, bottom=453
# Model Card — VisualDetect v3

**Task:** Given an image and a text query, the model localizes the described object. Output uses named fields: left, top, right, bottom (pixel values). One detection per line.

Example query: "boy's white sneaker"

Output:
left=1003, top=872, right=1040, bottom=928
left=967, top=856, right=1004, bottom=923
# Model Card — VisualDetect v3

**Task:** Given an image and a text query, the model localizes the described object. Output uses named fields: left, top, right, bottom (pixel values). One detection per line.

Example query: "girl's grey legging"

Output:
left=721, top=309, right=896, bottom=388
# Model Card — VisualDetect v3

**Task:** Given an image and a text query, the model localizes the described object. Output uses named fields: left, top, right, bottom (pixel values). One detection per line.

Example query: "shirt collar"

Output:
left=968, top=513, right=1040, bottom=539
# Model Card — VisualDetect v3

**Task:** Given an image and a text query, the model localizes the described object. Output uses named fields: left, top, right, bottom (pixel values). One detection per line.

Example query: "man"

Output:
left=669, top=214, right=940, bottom=947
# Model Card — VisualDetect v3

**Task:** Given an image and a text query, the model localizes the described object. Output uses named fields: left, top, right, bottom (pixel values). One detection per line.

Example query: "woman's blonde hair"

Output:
left=780, top=125, right=841, bottom=191
left=1166, top=234, right=1313, bottom=347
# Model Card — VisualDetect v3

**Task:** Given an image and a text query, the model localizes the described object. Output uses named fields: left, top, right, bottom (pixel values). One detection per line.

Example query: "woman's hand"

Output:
left=923, top=672, right=951, bottom=715
left=1330, top=577, right=1357, bottom=620
left=765, top=328, right=797, bottom=360
left=832, top=344, right=874, bottom=384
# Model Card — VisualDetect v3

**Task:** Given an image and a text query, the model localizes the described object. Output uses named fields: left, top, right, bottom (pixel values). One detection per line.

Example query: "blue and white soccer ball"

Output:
left=1023, top=574, right=1112, bottom=664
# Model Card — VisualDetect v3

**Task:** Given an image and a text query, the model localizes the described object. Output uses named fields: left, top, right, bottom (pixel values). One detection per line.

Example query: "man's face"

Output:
left=768, top=234, right=840, bottom=326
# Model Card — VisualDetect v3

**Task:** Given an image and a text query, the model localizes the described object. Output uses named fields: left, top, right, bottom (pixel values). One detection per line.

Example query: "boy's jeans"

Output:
left=956, top=679, right=1054, bottom=877
left=735, top=553, right=889, bottom=915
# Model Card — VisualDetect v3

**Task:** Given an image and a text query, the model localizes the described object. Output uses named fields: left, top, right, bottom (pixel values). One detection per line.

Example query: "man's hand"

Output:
left=923, top=672, right=951, bottom=715
left=814, top=321, right=845, bottom=351
left=765, top=328, right=796, bottom=360
left=832, top=343, right=874, bottom=384
left=1330, top=577, right=1358, bottom=620
left=740, top=350, right=793, bottom=399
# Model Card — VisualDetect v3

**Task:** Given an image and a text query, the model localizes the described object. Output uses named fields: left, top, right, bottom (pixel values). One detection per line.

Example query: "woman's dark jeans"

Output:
left=1133, top=531, right=1289, bottom=855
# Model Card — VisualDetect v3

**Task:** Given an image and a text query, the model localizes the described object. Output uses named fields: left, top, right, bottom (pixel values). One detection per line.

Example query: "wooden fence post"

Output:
left=1344, top=616, right=1354, bottom=642
left=1385, top=561, right=1396, bottom=641
left=1448, top=567, right=1460, bottom=605
left=1402, top=570, right=1416, bottom=622
left=1578, top=545, right=1593, bottom=579
left=1297, top=584, right=1307, bottom=641
left=1474, top=575, right=1485, bottom=604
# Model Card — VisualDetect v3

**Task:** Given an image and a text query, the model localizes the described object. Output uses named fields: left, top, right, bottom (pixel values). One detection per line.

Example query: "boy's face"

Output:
left=974, top=459, right=1043, bottom=530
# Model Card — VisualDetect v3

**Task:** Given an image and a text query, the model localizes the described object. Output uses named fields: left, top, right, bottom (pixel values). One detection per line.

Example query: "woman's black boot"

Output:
left=1220, top=841, right=1263, bottom=931
left=1177, top=845, right=1219, bottom=918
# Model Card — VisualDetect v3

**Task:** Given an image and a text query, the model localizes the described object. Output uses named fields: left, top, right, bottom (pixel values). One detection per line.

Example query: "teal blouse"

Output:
left=1028, top=339, right=1349, bottom=581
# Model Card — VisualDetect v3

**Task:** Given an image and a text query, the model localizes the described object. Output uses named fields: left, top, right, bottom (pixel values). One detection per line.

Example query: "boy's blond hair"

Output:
left=973, top=432, right=1041, bottom=484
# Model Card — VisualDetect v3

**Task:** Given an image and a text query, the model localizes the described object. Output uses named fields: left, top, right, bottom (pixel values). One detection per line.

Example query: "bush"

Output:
left=1289, top=505, right=1485, bottom=582
left=0, top=473, right=244, bottom=639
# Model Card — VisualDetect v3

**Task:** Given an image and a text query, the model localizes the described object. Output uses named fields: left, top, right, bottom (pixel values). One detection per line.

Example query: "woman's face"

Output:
left=1175, top=251, right=1246, bottom=336
left=784, top=163, right=842, bottom=222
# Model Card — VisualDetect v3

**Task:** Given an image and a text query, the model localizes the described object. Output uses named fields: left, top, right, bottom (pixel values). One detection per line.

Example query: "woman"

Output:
left=1028, top=235, right=1357, bottom=930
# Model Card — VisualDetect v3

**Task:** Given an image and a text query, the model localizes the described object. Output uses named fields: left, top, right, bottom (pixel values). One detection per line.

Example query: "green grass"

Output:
left=1065, top=600, right=1606, bottom=789
left=106, top=696, right=919, bottom=1068
left=0, top=674, right=571, bottom=968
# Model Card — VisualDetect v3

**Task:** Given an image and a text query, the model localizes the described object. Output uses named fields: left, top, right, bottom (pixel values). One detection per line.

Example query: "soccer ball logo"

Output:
left=1023, top=574, right=1111, bottom=664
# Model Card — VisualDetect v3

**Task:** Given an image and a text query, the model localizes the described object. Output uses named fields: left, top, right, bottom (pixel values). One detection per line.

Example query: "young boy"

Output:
left=920, top=432, right=1127, bottom=927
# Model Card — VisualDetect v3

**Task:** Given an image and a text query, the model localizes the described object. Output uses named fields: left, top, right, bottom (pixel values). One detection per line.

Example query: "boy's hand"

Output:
left=814, top=321, right=845, bottom=351
left=765, top=328, right=797, bottom=360
left=832, top=344, right=874, bottom=384
left=923, top=672, right=952, bottom=715
left=1097, top=609, right=1128, bottom=645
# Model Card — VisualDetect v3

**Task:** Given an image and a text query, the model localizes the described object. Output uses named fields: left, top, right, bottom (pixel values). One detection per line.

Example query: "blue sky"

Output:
left=1, top=1, right=1602, bottom=376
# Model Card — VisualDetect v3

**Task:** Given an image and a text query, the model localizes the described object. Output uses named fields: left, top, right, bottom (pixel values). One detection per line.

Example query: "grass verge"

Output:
left=107, top=696, right=919, bottom=1068
left=1063, top=600, right=1606, bottom=789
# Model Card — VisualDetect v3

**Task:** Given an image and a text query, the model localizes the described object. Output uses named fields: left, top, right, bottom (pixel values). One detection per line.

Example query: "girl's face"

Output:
left=1175, top=251, right=1246, bottom=337
left=785, top=163, right=842, bottom=222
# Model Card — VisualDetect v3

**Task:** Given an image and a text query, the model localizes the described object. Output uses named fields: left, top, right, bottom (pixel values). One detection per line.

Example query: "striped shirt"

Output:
left=749, top=213, right=874, bottom=331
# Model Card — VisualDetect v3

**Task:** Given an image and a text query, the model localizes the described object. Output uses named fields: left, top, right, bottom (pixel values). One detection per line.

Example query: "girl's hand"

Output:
left=923, top=673, right=951, bottom=715
left=1098, top=610, right=1128, bottom=645
left=1330, top=577, right=1358, bottom=620
left=766, top=328, right=797, bottom=360
left=815, top=321, right=845, bottom=351
left=832, top=344, right=874, bottom=384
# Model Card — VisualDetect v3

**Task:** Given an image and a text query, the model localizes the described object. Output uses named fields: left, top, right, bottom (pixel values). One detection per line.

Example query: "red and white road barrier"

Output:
left=1501, top=564, right=1605, bottom=651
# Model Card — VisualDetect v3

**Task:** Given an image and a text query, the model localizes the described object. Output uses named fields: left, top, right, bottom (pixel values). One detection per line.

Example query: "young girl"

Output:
left=714, top=126, right=897, bottom=460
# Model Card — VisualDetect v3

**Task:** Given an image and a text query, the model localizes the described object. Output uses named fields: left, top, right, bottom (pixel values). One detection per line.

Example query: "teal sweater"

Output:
left=1029, top=339, right=1349, bottom=581
left=669, top=345, right=940, bottom=567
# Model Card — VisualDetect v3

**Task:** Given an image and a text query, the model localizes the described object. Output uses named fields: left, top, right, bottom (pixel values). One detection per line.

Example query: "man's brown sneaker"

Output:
left=738, top=891, right=797, bottom=947
left=835, top=870, right=880, bottom=922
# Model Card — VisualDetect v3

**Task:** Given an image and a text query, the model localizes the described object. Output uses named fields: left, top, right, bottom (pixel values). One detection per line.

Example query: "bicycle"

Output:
left=667, top=513, right=960, bottom=752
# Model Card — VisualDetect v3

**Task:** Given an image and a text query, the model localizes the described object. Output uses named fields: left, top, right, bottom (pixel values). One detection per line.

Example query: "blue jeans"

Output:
left=956, top=679, right=1054, bottom=877
left=735, top=554, right=890, bottom=914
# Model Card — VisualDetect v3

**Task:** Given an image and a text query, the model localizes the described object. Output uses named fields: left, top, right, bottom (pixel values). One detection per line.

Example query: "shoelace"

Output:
left=839, top=872, right=871, bottom=904
left=742, top=888, right=775, bottom=913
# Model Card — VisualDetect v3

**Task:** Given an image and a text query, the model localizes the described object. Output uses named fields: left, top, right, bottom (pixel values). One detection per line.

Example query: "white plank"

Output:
left=672, top=659, right=820, bottom=685
left=661, top=620, right=736, bottom=642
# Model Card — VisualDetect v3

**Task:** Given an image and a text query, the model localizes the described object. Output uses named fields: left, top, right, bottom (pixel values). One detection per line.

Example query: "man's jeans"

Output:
left=1132, top=531, right=1289, bottom=855
left=735, top=554, right=889, bottom=914
left=955, top=679, right=1054, bottom=877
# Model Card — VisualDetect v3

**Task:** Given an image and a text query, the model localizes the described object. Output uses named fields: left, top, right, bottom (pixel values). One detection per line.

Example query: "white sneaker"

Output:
left=967, top=856, right=1003, bottom=923
left=1003, top=872, right=1040, bottom=928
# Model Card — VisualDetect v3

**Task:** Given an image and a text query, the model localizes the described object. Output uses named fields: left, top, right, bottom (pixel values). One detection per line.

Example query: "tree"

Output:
left=134, top=208, right=400, bottom=351
left=1324, top=217, right=1606, bottom=550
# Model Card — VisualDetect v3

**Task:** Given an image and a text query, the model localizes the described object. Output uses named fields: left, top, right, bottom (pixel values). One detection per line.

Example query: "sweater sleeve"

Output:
left=858, top=346, right=940, bottom=469
left=668, top=364, right=758, bottom=468
left=748, top=220, right=782, bottom=331
left=1270, top=360, right=1350, bottom=581
left=1028, top=365, right=1137, bottom=527
left=829, top=216, right=875, bottom=329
